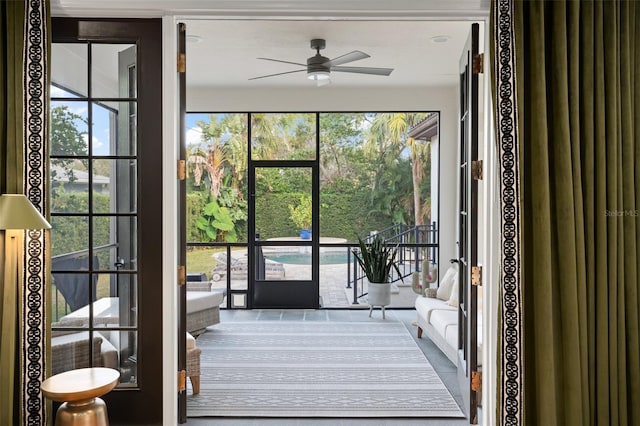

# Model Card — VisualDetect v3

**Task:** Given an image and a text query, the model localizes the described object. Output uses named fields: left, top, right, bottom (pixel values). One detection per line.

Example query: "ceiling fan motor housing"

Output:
left=307, top=53, right=330, bottom=73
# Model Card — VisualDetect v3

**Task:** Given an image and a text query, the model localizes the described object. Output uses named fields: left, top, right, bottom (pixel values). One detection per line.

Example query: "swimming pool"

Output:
left=264, top=251, right=350, bottom=265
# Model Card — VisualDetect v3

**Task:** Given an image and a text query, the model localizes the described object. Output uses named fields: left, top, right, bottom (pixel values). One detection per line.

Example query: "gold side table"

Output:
left=41, top=367, right=120, bottom=426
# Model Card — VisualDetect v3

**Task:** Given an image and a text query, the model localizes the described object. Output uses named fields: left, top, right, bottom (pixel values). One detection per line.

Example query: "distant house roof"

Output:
left=408, top=113, right=438, bottom=141
left=51, top=164, right=110, bottom=185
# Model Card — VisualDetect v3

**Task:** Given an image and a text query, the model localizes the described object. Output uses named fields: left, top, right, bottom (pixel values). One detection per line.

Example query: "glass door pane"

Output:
left=254, top=166, right=312, bottom=239
left=255, top=166, right=312, bottom=281
left=251, top=165, right=318, bottom=308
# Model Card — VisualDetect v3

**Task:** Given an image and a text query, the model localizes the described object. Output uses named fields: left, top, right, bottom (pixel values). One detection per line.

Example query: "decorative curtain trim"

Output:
left=493, top=0, right=524, bottom=424
left=21, top=0, right=48, bottom=424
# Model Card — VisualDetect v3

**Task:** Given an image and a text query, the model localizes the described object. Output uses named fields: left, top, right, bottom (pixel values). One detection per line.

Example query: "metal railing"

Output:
left=51, top=243, right=120, bottom=321
left=350, top=223, right=438, bottom=304
left=184, top=223, right=439, bottom=309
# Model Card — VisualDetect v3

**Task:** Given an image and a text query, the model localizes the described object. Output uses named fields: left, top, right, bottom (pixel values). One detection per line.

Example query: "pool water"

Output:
left=264, top=251, right=349, bottom=265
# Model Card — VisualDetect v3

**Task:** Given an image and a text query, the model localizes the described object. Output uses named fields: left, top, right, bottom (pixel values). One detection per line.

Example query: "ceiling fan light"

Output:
left=307, top=71, right=330, bottom=81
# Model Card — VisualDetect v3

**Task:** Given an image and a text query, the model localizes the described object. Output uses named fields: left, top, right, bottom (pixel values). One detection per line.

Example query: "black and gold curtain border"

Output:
left=492, top=0, right=524, bottom=425
left=21, top=0, right=49, bottom=424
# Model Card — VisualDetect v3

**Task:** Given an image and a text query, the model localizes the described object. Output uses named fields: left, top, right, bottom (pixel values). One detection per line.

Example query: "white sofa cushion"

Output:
left=186, top=290, right=224, bottom=313
left=447, top=273, right=460, bottom=307
left=430, top=310, right=458, bottom=341
left=436, top=265, right=458, bottom=301
left=415, top=295, right=456, bottom=323
left=444, top=321, right=458, bottom=350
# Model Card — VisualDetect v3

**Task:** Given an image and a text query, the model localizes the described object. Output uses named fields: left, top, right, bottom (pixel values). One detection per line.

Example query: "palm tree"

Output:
left=219, top=114, right=248, bottom=196
left=367, top=112, right=429, bottom=226
left=251, top=113, right=282, bottom=160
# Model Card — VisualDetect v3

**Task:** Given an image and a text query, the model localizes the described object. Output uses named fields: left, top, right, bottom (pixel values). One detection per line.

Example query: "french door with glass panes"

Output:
left=50, top=18, right=163, bottom=424
left=456, top=22, right=481, bottom=424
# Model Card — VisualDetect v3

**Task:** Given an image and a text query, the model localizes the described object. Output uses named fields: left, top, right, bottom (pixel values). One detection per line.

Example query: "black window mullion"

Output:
left=247, top=112, right=253, bottom=308
left=86, top=42, right=96, bottom=353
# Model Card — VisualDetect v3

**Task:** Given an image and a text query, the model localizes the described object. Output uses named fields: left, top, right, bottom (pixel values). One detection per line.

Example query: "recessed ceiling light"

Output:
left=186, top=35, right=203, bottom=44
left=430, top=35, right=451, bottom=44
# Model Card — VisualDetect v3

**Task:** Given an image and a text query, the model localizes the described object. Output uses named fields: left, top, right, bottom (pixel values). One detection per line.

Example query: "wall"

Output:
left=187, top=85, right=459, bottom=267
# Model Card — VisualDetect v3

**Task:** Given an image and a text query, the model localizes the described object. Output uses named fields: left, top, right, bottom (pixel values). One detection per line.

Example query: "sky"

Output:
left=186, top=113, right=208, bottom=146
left=52, top=84, right=209, bottom=155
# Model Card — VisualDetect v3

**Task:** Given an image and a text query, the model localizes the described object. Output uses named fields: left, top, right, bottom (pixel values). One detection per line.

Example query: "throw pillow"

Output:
left=436, top=266, right=457, bottom=301
left=447, top=273, right=459, bottom=307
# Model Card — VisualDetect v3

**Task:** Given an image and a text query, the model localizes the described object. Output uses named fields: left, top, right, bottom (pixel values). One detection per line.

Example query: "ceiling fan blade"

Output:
left=325, top=50, right=370, bottom=66
left=249, top=69, right=306, bottom=80
left=257, top=57, right=307, bottom=67
left=331, top=66, right=394, bottom=76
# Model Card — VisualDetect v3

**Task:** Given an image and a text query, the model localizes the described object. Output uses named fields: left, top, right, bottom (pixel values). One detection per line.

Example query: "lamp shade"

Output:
left=0, top=194, right=51, bottom=230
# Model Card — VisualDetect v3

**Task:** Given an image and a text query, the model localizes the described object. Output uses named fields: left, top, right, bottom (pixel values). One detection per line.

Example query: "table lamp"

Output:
left=0, top=194, right=51, bottom=284
left=0, top=194, right=51, bottom=425
left=0, top=194, right=51, bottom=230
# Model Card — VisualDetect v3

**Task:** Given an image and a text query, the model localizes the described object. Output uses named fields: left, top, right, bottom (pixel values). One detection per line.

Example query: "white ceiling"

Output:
left=50, top=0, right=488, bottom=91
left=51, top=0, right=489, bottom=19
left=184, top=20, right=476, bottom=90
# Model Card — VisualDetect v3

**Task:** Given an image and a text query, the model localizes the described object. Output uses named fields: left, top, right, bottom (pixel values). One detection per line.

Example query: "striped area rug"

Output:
left=187, top=321, right=463, bottom=418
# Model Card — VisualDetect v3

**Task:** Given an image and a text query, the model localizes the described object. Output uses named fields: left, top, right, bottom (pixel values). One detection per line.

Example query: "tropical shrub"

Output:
left=288, top=194, right=312, bottom=230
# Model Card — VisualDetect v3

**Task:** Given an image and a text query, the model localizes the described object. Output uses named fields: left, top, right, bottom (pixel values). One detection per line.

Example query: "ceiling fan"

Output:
left=249, top=39, right=394, bottom=85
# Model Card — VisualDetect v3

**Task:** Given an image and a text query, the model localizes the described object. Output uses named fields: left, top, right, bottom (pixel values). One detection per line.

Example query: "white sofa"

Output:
left=414, top=265, right=483, bottom=365
left=415, top=296, right=459, bottom=363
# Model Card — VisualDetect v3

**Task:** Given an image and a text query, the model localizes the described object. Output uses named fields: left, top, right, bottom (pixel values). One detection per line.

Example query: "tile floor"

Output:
left=186, top=309, right=474, bottom=425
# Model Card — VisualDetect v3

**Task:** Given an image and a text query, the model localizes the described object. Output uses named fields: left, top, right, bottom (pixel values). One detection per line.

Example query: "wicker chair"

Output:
left=186, top=332, right=202, bottom=394
left=186, top=281, right=224, bottom=336
left=51, top=332, right=104, bottom=375
left=51, top=326, right=119, bottom=376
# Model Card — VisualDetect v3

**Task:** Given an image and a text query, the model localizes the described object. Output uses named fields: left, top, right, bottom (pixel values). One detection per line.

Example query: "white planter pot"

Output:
left=367, top=281, right=391, bottom=306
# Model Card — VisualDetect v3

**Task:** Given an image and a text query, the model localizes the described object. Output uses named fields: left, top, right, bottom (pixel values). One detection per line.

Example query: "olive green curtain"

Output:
left=505, top=0, right=639, bottom=424
left=1, top=1, right=50, bottom=425
left=0, top=2, right=26, bottom=425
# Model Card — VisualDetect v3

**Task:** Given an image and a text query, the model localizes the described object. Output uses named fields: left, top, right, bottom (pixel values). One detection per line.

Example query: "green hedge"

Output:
left=254, top=193, right=299, bottom=239
left=187, top=189, right=395, bottom=244
left=253, top=191, right=393, bottom=242
left=50, top=192, right=111, bottom=265
left=52, top=187, right=395, bottom=255
left=320, top=192, right=393, bottom=241
left=186, top=193, right=207, bottom=242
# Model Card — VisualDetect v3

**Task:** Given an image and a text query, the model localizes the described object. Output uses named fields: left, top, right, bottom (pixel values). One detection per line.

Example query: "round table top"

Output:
left=41, top=367, right=120, bottom=403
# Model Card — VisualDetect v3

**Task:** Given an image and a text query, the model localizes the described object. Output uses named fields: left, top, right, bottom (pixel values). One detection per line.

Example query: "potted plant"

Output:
left=288, top=195, right=312, bottom=240
left=353, top=234, right=402, bottom=318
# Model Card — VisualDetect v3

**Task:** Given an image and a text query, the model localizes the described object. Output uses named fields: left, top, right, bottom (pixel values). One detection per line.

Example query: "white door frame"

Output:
left=159, top=11, right=497, bottom=426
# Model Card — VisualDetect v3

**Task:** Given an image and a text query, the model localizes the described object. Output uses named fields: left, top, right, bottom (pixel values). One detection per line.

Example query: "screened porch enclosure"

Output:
left=184, top=112, right=441, bottom=309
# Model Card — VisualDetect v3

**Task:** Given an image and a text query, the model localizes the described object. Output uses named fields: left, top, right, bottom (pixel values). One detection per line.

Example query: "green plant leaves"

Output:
left=198, top=199, right=238, bottom=242
left=288, top=194, right=312, bottom=230
left=353, top=234, right=401, bottom=283
left=212, top=218, right=234, bottom=231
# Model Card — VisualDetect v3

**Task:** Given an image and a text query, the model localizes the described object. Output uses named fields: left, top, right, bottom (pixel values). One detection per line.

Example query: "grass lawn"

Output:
left=187, top=247, right=224, bottom=279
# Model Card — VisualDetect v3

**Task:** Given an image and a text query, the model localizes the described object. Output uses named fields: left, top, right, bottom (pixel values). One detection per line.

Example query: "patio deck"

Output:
left=210, top=255, right=420, bottom=309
